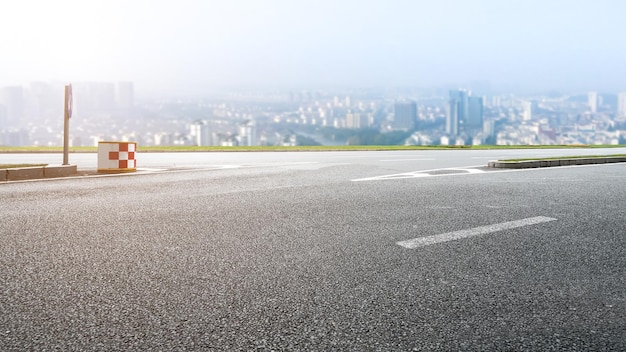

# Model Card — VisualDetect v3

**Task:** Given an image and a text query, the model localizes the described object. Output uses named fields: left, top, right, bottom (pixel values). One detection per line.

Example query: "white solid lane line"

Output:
left=397, top=216, right=557, bottom=249
left=380, top=158, right=436, bottom=162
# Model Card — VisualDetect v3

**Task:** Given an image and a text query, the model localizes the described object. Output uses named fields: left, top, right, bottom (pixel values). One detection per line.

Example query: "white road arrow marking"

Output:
left=352, top=166, right=485, bottom=181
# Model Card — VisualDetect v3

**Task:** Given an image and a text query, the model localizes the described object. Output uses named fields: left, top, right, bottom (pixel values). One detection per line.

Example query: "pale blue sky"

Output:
left=1, top=0, right=625, bottom=94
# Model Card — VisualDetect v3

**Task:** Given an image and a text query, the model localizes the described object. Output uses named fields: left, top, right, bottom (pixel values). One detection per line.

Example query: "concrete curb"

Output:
left=2, top=165, right=78, bottom=181
left=488, top=157, right=626, bottom=169
left=44, top=165, right=78, bottom=178
left=6, top=166, right=44, bottom=181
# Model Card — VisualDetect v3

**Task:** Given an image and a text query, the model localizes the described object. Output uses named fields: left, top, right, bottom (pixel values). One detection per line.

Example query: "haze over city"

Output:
left=3, top=2, right=626, bottom=350
left=2, top=0, right=626, bottom=96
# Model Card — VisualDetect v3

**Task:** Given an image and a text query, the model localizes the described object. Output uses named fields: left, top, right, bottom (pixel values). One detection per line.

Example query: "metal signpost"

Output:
left=63, top=84, right=72, bottom=165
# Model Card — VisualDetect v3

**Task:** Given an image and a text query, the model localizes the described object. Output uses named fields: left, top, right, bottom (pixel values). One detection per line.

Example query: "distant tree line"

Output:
left=345, top=129, right=412, bottom=145
left=294, top=134, right=322, bottom=146
left=286, top=124, right=412, bottom=146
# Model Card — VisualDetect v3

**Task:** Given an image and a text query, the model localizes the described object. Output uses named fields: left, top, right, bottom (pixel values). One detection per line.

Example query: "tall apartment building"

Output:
left=617, top=92, right=626, bottom=117
left=588, top=91, right=598, bottom=113
left=237, top=120, right=256, bottom=146
left=346, top=112, right=371, bottom=129
left=190, top=120, right=212, bottom=146
left=521, top=101, right=532, bottom=121
left=0, top=86, right=25, bottom=126
left=467, top=96, right=484, bottom=129
left=448, top=89, right=483, bottom=136
left=116, top=82, right=134, bottom=110
left=393, top=100, right=417, bottom=131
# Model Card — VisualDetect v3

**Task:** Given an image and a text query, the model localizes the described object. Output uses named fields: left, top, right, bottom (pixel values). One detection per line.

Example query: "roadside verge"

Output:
left=1, top=165, right=77, bottom=181
left=488, top=156, right=626, bottom=169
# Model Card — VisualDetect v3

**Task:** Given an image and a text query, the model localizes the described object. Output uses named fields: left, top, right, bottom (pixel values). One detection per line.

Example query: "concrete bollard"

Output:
left=97, top=141, right=137, bottom=173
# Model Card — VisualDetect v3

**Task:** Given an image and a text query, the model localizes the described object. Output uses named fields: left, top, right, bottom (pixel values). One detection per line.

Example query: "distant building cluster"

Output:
left=1, top=81, right=626, bottom=147
left=445, top=89, right=484, bottom=143
left=0, top=81, right=134, bottom=146
left=393, top=101, right=417, bottom=131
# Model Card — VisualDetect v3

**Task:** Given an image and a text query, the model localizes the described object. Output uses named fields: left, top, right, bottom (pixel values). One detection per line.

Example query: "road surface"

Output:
left=1, top=149, right=625, bottom=350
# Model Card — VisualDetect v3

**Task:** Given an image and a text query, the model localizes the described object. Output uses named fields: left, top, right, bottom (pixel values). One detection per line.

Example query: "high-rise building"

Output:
left=467, top=96, right=484, bottom=129
left=94, top=82, right=116, bottom=111
left=490, top=96, right=502, bottom=108
left=483, top=119, right=495, bottom=137
left=522, top=101, right=532, bottom=121
left=346, top=113, right=359, bottom=129
left=448, top=90, right=484, bottom=135
left=28, top=82, right=58, bottom=121
left=393, top=100, right=417, bottom=131
left=116, top=82, right=134, bottom=110
left=0, top=129, right=29, bottom=146
left=447, top=90, right=468, bottom=135
left=617, top=92, right=626, bottom=117
left=0, top=105, right=7, bottom=128
left=0, top=86, right=25, bottom=126
left=346, top=112, right=370, bottom=129
left=237, top=120, right=256, bottom=146
left=154, top=132, right=174, bottom=146
left=588, top=91, right=598, bottom=113
left=190, top=120, right=211, bottom=146
left=73, top=82, right=116, bottom=112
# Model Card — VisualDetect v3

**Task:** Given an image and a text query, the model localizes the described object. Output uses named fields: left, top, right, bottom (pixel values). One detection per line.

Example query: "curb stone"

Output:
left=44, top=165, right=78, bottom=178
left=488, top=156, right=626, bottom=169
left=1, top=164, right=78, bottom=182
left=6, top=166, right=44, bottom=181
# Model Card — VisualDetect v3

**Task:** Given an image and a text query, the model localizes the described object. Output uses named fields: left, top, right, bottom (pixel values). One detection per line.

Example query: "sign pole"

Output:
left=63, top=84, right=72, bottom=165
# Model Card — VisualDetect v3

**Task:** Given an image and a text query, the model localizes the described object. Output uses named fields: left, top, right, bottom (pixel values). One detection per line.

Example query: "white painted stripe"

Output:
left=136, top=168, right=166, bottom=172
left=397, top=216, right=557, bottom=249
left=380, top=158, right=436, bottom=162
left=463, top=168, right=486, bottom=174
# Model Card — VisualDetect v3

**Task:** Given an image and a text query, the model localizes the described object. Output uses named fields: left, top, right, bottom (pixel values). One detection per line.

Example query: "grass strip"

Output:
left=1, top=144, right=624, bottom=153
left=500, top=154, right=626, bottom=162
left=0, top=164, right=48, bottom=169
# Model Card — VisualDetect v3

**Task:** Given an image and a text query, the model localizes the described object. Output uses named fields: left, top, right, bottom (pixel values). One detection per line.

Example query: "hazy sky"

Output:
left=1, top=0, right=625, bottom=95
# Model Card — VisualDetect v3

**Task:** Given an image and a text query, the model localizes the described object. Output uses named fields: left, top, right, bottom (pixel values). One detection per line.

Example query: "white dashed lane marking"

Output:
left=397, top=216, right=558, bottom=249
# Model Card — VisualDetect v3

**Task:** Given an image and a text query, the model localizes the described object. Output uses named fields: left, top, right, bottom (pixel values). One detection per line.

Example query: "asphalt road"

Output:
left=3, top=147, right=626, bottom=171
left=1, top=149, right=625, bottom=351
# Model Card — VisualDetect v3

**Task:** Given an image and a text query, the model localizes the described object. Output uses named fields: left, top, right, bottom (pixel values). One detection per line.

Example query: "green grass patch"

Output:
left=137, top=144, right=626, bottom=152
left=501, top=154, right=626, bottom=162
left=139, top=145, right=461, bottom=152
left=1, top=144, right=624, bottom=153
left=0, top=146, right=97, bottom=153
left=0, top=163, right=47, bottom=169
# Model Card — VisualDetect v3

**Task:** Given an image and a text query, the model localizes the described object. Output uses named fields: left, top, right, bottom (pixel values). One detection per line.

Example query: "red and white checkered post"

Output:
left=97, top=141, right=137, bottom=173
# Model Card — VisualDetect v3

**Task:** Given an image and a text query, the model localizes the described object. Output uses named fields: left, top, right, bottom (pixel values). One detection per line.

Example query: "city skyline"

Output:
left=2, top=78, right=625, bottom=148
left=1, top=0, right=626, bottom=96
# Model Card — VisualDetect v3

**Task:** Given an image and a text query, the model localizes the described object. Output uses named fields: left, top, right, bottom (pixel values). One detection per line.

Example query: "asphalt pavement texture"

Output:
left=1, top=151, right=625, bottom=351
